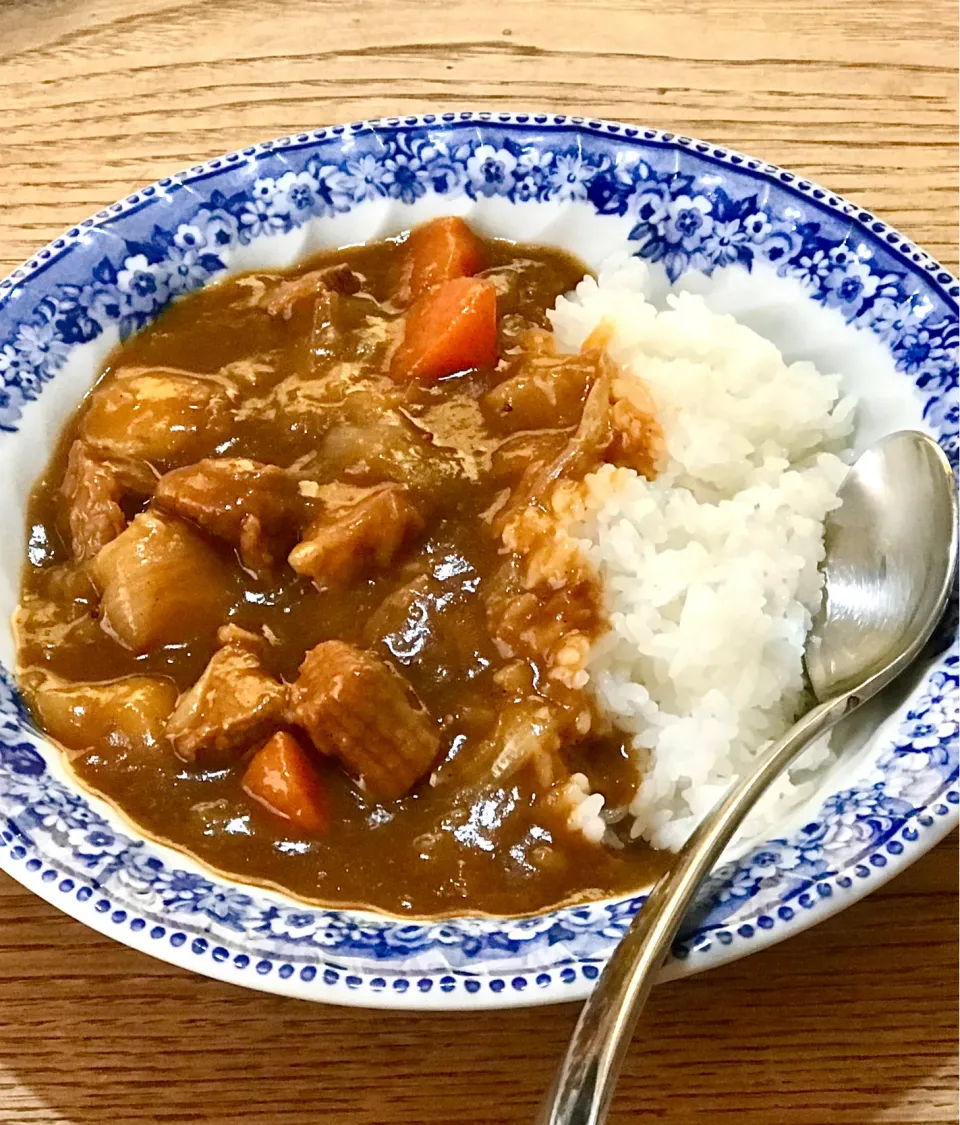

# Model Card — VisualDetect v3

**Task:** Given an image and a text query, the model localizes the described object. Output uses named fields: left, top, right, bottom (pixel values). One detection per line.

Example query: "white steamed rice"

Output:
left=549, top=256, right=856, bottom=851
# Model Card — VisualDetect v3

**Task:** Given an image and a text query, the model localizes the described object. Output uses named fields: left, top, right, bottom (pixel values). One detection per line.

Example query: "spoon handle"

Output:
left=535, top=691, right=856, bottom=1125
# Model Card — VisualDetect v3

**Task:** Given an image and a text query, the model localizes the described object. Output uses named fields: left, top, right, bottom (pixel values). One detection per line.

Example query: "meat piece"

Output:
left=491, top=361, right=614, bottom=536
left=61, top=440, right=157, bottom=562
left=482, top=350, right=598, bottom=433
left=288, top=482, right=424, bottom=588
left=261, top=264, right=362, bottom=319
left=154, top=458, right=303, bottom=574
left=26, top=672, right=177, bottom=763
left=165, top=641, right=288, bottom=766
left=496, top=311, right=541, bottom=354
left=480, top=259, right=582, bottom=325
left=289, top=640, right=440, bottom=801
left=81, top=369, right=230, bottom=466
left=490, top=431, right=567, bottom=485
left=316, top=263, right=364, bottom=295
left=243, top=731, right=328, bottom=832
left=90, top=510, right=233, bottom=652
left=62, top=441, right=128, bottom=562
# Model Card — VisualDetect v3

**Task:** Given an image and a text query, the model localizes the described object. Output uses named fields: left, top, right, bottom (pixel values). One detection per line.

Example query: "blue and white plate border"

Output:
left=0, top=112, right=956, bottom=1010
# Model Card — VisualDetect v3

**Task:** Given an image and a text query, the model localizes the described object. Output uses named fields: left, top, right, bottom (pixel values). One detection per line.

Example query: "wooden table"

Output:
left=0, top=2, right=957, bottom=1122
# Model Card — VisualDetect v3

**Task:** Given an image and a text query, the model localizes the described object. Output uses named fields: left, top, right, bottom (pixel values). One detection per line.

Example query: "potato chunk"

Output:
left=90, top=511, right=233, bottom=652
left=154, top=458, right=302, bottom=574
left=27, top=673, right=177, bottom=762
left=288, top=482, right=424, bottom=588
left=82, top=369, right=230, bottom=466
left=165, top=641, right=288, bottom=766
left=289, top=641, right=440, bottom=801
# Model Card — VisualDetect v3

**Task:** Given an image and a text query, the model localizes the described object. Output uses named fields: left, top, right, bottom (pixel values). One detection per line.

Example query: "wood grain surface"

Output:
left=0, top=1, right=957, bottom=1122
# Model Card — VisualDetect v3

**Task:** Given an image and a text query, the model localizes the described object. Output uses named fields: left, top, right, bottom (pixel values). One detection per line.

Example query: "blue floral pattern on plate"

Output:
left=0, top=114, right=956, bottom=1007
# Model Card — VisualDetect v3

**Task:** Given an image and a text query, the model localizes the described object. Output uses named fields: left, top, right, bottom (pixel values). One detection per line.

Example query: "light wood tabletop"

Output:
left=0, top=1, right=957, bottom=1123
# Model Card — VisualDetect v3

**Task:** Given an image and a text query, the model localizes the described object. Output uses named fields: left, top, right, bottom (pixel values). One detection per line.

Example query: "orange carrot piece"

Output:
left=390, top=276, right=498, bottom=385
left=400, top=216, right=486, bottom=303
left=242, top=731, right=328, bottom=833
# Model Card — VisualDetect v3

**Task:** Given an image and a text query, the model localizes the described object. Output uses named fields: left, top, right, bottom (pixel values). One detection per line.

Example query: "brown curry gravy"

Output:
left=16, top=232, right=668, bottom=917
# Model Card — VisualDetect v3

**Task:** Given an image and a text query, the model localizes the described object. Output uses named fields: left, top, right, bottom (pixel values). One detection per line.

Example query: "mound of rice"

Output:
left=549, top=256, right=856, bottom=851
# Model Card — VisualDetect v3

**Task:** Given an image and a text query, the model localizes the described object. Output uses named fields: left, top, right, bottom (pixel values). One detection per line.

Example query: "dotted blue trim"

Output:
left=0, top=112, right=956, bottom=1005
left=0, top=770, right=956, bottom=998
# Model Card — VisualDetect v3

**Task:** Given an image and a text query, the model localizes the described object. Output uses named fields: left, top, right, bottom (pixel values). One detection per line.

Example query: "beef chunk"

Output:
left=154, top=458, right=303, bottom=574
left=482, top=349, right=598, bottom=433
left=289, top=640, right=440, bottom=800
left=490, top=363, right=615, bottom=537
left=62, top=441, right=128, bottom=562
left=27, top=672, right=178, bottom=763
left=288, top=482, right=424, bottom=588
left=82, top=370, right=230, bottom=466
left=90, top=511, right=233, bottom=652
left=260, top=264, right=362, bottom=319
left=490, top=431, right=568, bottom=485
left=166, top=641, right=288, bottom=766
left=61, top=441, right=157, bottom=562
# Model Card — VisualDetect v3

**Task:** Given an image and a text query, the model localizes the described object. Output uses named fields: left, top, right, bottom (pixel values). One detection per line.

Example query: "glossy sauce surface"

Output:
left=16, top=232, right=668, bottom=916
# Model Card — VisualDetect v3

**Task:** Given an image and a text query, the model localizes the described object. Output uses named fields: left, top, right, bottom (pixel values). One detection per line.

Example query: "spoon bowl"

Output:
left=806, top=431, right=958, bottom=701
left=537, top=429, right=958, bottom=1125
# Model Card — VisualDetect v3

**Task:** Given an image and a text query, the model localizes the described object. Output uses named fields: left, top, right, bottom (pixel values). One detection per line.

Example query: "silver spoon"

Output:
left=537, top=429, right=958, bottom=1125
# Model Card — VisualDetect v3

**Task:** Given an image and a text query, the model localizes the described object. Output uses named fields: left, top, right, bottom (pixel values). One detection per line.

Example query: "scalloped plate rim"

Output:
left=0, top=110, right=955, bottom=1010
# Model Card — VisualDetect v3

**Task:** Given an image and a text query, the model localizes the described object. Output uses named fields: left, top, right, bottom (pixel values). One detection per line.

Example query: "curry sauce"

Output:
left=16, top=222, right=669, bottom=916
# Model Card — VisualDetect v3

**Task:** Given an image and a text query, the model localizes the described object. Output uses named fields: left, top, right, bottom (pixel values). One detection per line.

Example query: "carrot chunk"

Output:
left=400, top=216, right=486, bottom=302
left=390, top=277, right=498, bottom=385
left=242, top=731, right=328, bottom=833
